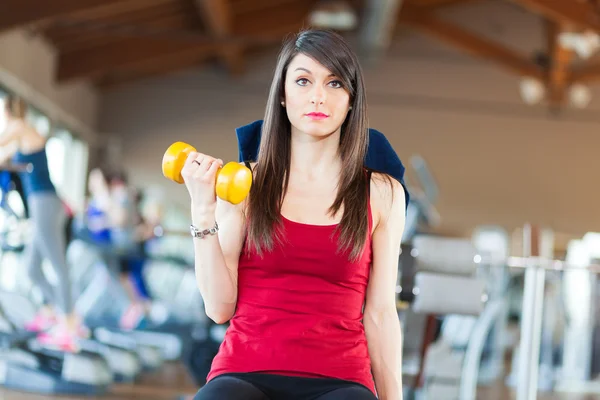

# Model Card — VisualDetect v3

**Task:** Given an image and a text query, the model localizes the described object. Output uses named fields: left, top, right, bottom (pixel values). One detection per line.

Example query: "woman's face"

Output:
left=283, top=53, right=351, bottom=139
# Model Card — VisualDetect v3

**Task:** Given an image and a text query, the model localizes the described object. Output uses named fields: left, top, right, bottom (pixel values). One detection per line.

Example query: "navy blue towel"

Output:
left=235, top=120, right=410, bottom=209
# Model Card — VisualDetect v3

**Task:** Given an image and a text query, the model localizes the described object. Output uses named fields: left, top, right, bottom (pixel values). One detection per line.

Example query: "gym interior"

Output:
left=0, top=0, right=599, bottom=399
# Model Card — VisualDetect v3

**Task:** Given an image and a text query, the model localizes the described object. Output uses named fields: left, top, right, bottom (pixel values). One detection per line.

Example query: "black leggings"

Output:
left=194, top=373, right=377, bottom=400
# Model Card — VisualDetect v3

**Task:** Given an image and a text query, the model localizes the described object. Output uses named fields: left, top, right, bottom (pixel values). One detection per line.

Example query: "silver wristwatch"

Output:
left=190, top=221, right=219, bottom=239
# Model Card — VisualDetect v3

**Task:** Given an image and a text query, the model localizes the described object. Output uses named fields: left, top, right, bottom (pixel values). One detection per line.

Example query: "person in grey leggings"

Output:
left=0, top=94, right=86, bottom=353
left=25, top=193, right=72, bottom=316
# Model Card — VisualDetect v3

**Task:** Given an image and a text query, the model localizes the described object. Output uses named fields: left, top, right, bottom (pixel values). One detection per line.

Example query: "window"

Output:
left=0, top=94, right=6, bottom=133
left=63, top=135, right=89, bottom=211
left=46, top=128, right=89, bottom=211
left=26, top=107, right=51, bottom=137
left=0, top=94, right=11, bottom=170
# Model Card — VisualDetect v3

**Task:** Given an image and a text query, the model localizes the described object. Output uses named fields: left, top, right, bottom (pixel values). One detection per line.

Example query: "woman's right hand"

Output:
left=181, top=151, right=223, bottom=215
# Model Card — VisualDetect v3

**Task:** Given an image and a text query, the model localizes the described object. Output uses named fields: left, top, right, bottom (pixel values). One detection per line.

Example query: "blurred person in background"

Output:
left=0, top=94, right=86, bottom=352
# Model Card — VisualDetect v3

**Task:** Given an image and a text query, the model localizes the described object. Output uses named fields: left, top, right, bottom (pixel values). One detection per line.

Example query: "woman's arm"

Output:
left=192, top=196, right=246, bottom=324
left=364, top=173, right=407, bottom=400
left=188, top=160, right=252, bottom=325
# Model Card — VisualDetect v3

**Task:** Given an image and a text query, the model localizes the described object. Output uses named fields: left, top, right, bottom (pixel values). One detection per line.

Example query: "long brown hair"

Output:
left=4, top=94, right=27, bottom=119
left=246, top=29, right=370, bottom=261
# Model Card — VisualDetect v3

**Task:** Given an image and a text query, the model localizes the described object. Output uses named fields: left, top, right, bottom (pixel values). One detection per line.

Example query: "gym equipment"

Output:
left=0, top=286, right=143, bottom=384
left=0, top=292, right=113, bottom=395
left=66, top=236, right=204, bottom=364
left=402, top=155, right=440, bottom=244
left=0, top=168, right=29, bottom=253
left=470, top=226, right=511, bottom=385
left=162, top=142, right=252, bottom=205
left=406, top=235, right=508, bottom=400
left=414, top=224, right=600, bottom=399
left=182, top=320, right=227, bottom=387
left=0, top=162, right=33, bottom=174
left=548, top=232, right=600, bottom=395
left=65, top=239, right=170, bottom=366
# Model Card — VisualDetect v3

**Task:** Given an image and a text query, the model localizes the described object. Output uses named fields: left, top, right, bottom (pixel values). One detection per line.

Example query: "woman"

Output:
left=182, top=30, right=406, bottom=400
left=83, top=167, right=151, bottom=330
left=0, top=95, right=85, bottom=352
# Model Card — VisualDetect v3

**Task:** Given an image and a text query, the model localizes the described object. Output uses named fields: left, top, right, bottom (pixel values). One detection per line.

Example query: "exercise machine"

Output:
left=66, top=234, right=203, bottom=366
left=549, top=232, right=600, bottom=395
left=402, top=234, right=509, bottom=400
left=0, top=290, right=113, bottom=395
left=0, top=171, right=115, bottom=394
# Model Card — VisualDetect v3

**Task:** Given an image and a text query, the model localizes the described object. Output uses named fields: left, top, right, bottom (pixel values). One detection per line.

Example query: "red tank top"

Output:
left=207, top=179, right=375, bottom=395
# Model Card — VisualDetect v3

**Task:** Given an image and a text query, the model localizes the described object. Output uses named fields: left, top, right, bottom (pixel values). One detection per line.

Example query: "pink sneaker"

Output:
left=24, top=312, right=57, bottom=333
left=37, top=326, right=80, bottom=353
left=119, top=304, right=145, bottom=331
left=76, top=322, right=91, bottom=339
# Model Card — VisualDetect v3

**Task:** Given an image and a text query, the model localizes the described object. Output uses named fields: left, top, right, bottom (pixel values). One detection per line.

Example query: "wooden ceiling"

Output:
left=1, top=0, right=600, bottom=106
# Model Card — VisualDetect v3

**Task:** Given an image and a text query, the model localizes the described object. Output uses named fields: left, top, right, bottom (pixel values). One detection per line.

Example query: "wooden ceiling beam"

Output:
left=571, top=63, right=600, bottom=83
left=45, top=5, right=184, bottom=45
left=96, top=51, right=215, bottom=90
left=95, top=20, right=306, bottom=89
left=545, top=20, right=574, bottom=108
left=63, top=0, right=174, bottom=20
left=55, top=12, right=304, bottom=84
left=195, top=0, right=245, bottom=75
left=406, top=0, right=479, bottom=8
left=233, top=0, right=317, bottom=36
left=46, top=1, right=185, bottom=43
left=50, top=13, right=195, bottom=52
left=507, top=0, right=600, bottom=32
left=57, top=38, right=217, bottom=83
left=400, top=5, right=545, bottom=79
left=0, top=0, right=130, bottom=33
left=230, top=0, right=308, bottom=15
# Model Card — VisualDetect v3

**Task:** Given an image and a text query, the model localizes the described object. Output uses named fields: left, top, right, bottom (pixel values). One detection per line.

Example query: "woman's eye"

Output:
left=329, top=80, right=343, bottom=89
left=296, top=78, right=309, bottom=86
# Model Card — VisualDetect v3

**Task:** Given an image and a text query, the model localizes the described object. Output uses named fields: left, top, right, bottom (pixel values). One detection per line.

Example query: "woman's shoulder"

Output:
left=369, top=171, right=407, bottom=222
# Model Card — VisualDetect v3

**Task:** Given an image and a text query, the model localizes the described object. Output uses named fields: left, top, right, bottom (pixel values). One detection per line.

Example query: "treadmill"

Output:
left=0, top=168, right=118, bottom=393
left=0, top=289, right=143, bottom=385
left=0, top=307, right=113, bottom=395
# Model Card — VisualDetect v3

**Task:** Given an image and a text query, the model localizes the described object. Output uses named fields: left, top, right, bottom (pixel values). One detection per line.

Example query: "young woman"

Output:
left=182, top=30, right=406, bottom=400
left=0, top=95, right=85, bottom=352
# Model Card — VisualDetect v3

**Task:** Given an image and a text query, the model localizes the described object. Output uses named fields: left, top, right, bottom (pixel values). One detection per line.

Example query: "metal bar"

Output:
left=477, top=255, right=600, bottom=273
left=516, top=224, right=547, bottom=400
left=459, top=299, right=507, bottom=400
left=0, top=163, right=33, bottom=173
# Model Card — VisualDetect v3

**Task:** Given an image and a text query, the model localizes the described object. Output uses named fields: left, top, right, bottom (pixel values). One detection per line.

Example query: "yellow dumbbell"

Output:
left=162, top=142, right=252, bottom=205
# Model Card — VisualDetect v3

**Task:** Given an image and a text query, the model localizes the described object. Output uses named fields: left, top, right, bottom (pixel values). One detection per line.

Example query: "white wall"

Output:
left=98, top=1, right=600, bottom=239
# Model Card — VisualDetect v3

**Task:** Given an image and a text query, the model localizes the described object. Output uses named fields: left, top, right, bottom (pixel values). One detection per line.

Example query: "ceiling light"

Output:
left=519, top=77, right=545, bottom=105
left=558, top=30, right=600, bottom=59
left=309, top=0, right=358, bottom=31
left=569, top=83, right=592, bottom=109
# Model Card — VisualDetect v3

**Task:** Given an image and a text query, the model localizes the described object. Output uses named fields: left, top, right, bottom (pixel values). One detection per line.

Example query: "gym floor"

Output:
left=0, top=362, right=198, bottom=400
left=0, top=361, right=593, bottom=400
